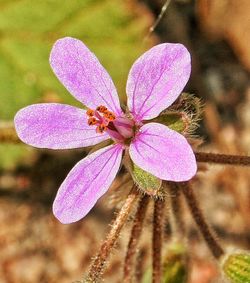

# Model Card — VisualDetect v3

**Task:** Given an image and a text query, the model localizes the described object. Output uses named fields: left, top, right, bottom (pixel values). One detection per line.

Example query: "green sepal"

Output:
left=152, top=93, right=203, bottom=134
left=132, top=163, right=162, bottom=195
left=152, top=112, right=187, bottom=133
left=222, top=252, right=250, bottom=283
left=123, top=151, right=162, bottom=196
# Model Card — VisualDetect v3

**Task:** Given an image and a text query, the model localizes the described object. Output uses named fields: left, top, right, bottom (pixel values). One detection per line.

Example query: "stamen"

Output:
left=86, top=109, right=94, bottom=117
left=86, top=105, right=117, bottom=135
left=96, top=124, right=107, bottom=133
left=88, top=117, right=97, bottom=126
left=103, top=110, right=116, bottom=121
left=96, top=105, right=107, bottom=113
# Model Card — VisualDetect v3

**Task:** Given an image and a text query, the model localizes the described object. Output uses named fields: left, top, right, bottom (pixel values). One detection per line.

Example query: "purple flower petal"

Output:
left=50, top=37, right=123, bottom=116
left=53, top=144, right=123, bottom=224
left=126, top=43, right=191, bottom=121
left=14, top=103, right=108, bottom=149
left=129, top=123, right=197, bottom=181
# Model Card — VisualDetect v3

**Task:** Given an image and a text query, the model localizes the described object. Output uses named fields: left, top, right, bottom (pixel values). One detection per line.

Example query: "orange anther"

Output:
left=96, top=105, right=107, bottom=113
left=88, top=117, right=97, bottom=126
left=87, top=105, right=116, bottom=133
left=86, top=109, right=94, bottom=117
left=103, top=110, right=116, bottom=121
left=96, top=124, right=107, bottom=133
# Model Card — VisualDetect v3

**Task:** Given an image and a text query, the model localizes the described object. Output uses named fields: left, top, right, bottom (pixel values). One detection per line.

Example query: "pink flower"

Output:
left=14, top=37, right=197, bottom=224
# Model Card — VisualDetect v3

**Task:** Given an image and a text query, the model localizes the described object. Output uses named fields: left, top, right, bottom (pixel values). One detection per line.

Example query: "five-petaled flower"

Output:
left=14, top=37, right=197, bottom=224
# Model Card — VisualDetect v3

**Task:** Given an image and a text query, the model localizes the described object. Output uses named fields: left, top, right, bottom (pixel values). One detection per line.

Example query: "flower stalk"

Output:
left=152, top=199, right=165, bottom=283
left=85, top=186, right=139, bottom=283
left=167, top=181, right=185, bottom=235
left=195, top=152, right=250, bottom=166
left=123, top=195, right=150, bottom=282
left=180, top=182, right=224, bottom=259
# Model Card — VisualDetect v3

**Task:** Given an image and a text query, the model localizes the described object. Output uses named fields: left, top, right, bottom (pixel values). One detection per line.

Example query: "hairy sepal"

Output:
left=153, top=93, right=203, bottom=134
left=152, top=112, right=187, bottom=133
left=123, top=151, right=162, bottom=197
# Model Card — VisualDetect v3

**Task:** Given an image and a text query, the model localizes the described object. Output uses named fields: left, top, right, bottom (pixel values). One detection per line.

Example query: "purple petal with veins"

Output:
left=14, top=103, right=109, bottom=149
left=50, top=37, right=123, bottom=116
left=53, top=144, right=123, bottom=224
left=126, top=43, right=191, bottom=122
left=129, top=123, right=197, bottom=181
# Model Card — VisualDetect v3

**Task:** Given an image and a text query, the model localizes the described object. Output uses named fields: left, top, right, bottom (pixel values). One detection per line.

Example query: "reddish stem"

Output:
left=152, top=199, right=165, bottom=283
left=195, top=152, right=250, bottom=166
left=180, top=182, right=224, bottom=259
left=85, top=186, right=139, bottom=282
left=123, top=195, right=150, bottom=282
left=167, top=181, right=185, bottom=235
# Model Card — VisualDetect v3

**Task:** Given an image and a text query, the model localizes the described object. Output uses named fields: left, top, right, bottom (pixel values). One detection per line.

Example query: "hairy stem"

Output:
left=152, top=199, right=165, bottom=283
left=135, top=247, right=147, bottom=283
left=180, top=182, right=224, bottom=259
left=85, top=186, right=139, bottom=283
left=167, top=182, right=185, bottom=235
left=195, top=151, right=250, bottom=166
left=123, top=195, right=150, bottom=282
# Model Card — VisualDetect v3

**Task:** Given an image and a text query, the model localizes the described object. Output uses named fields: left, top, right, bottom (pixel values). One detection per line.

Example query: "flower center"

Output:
left=86, top=105, right=116, bottom=133
left=86, top=105, right=135, bottom=143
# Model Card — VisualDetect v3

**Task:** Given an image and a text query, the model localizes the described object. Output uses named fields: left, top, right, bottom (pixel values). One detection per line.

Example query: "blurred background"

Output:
left=0, top=0, right=250, bottom=282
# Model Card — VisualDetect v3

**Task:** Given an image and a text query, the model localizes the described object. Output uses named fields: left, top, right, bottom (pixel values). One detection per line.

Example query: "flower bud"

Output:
left=222, top=252, right=250, bottom=283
